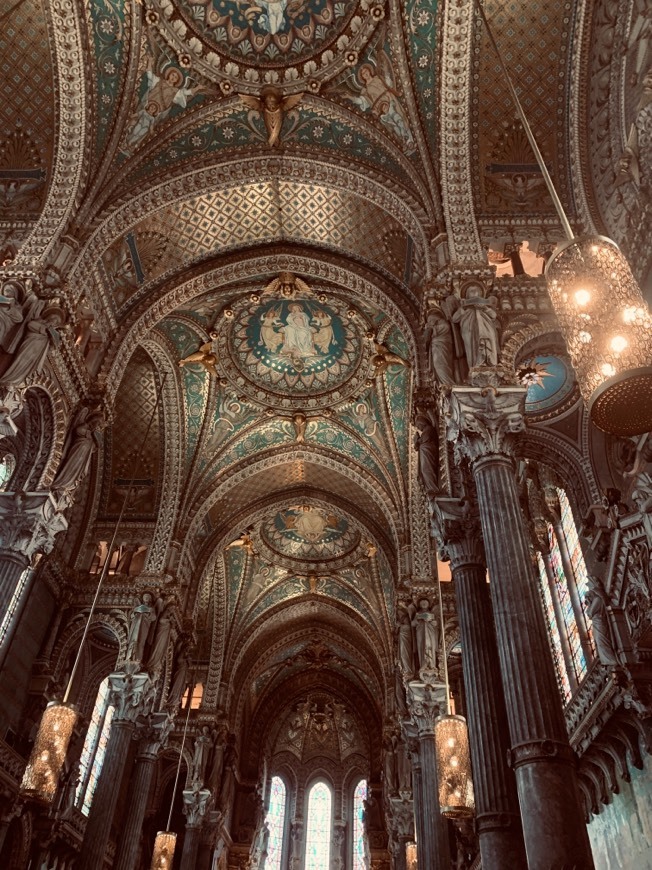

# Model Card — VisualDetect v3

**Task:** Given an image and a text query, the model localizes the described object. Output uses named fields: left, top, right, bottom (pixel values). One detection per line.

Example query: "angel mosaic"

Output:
left=332, top=36, right=415, bottom=151
left=122, top=34, right=209, bottom=156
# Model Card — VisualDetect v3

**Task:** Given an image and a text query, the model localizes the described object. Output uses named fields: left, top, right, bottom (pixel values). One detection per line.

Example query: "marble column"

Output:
left=77, top=668, right=155, bottom=870
left=448, top=385, right=594, bottom=868
left=432, top=496, right=527, bottom=869
left=114, top=712, right=173, bottom=870
left=406, top=681, right=449, bottom=870
left=181, top=787, right=211, bottom=870
left=0, top=491, right=67, bottom=614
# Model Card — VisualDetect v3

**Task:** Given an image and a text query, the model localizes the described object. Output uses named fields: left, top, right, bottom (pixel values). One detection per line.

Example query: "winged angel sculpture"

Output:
left=239, top=87, right=303, bottom=147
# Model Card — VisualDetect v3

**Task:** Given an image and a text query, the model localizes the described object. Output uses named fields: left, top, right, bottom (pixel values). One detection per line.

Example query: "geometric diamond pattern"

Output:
left=113, top=181, right=408, bottom=293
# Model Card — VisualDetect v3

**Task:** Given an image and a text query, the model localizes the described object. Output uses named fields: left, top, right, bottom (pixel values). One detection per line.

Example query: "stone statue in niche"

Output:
left=584, top=577, right=619, bottom=667
left=126, top=592, right=160, bottom=665
left=146, top=599, right=175, bottom=673
left=0, top=301, right=65, bottom=387
left=383, top=734, right=398, bottom=796
left=166, top=637, right=191, bottom=709
left=52, top=406, right=105, bottom=494
left=208, top=725, right=228, bottom=793
left=396, top=604, right=415, bottom=677
left=191, top=725, right=215, bottom=787
left=450, top=281, right=499, bottom=369
left=397, top=737, right=411, bottom=793
left=414, top=413, right=439, bottom=498
left=423, top=295, right=463, bottom=386
left=412, top=598, right=440, bottom=673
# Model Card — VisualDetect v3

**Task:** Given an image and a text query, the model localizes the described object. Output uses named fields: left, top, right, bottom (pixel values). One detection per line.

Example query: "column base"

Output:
left=476, top=812, right=527, bottom=869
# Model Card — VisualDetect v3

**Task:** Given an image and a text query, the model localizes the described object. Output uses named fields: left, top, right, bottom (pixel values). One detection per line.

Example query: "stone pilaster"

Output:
left=406, top=680, right=449, bottom=870
left=388, top=796, right=413, bottom=870
left=289, top=819, right=304, bottom=870
left=181, top=786, right=211, bottom=869
left=114, top=712, right=174, bottom=870
left=0, top=491, right=67, bottom=614
left=402, top=728, right=425, bottom=866
left=447, top=385, right=594, bottom=868
left=432, top=496, right=527, bottom=869
left=77, top=667, right=156, bottom=870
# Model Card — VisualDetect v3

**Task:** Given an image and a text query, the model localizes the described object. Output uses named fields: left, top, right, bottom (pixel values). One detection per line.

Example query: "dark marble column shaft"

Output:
left=113, top=752, right=157, bottom=870
left=77, top=720, right=134, bottom=870
left=406, top=737, right=426, bottom=866
left=180, top=826, right=201, bottom=869
left=0, top=550, right=28, bottom=616
left=77, top=669, right=155, bottom=870
left=452, top=556, right=527, bottom=868
left=449, top=386, right=594, bottom=868
left=418, top=730, right=449, bottom=869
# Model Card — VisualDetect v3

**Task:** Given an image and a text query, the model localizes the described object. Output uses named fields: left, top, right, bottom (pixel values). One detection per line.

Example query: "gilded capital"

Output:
left=446, top=386, right=527, bottom=465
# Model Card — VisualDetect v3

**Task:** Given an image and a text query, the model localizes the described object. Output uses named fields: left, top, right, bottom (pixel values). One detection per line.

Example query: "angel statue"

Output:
left=178, top=331, right=219, bottom=377
left=332, top=33, right=414, bottom=151
left=239, top=87, right=303, bottom=147
left=369, top=338, right=411, bottom=377
left=262, top=272, right=312, bottom=299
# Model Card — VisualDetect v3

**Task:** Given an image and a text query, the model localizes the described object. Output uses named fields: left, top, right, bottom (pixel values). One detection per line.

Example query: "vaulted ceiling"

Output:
left=4, top=0, right=648, bottom=751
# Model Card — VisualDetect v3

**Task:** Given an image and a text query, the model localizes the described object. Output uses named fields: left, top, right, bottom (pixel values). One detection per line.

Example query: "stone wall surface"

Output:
left=588, top=754, right=652, bottom=869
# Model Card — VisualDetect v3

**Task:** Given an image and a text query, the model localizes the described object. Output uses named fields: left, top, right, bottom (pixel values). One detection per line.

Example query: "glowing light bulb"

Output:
left=623, top=306, right=645, bottom=324
left=447, top=738, right=455, bottom=748
left=601, top=363, right=616, bottom=377
left=574, top=289, right=591, bottom=307
left=610, top=335, right=628, bottom=353
left=451, top=756, right=459, bottom=767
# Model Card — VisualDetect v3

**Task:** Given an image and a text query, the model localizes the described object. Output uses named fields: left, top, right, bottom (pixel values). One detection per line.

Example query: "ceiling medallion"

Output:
left=155, top=0, right=383, bottom=89
left=216, top=282, right=372, bottom=411
left=263, top=504, right=357, bottom=559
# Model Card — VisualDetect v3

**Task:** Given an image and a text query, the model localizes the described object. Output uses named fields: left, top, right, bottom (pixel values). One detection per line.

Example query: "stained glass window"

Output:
left=265, top=775, right=287, bottom=870
left=535, top=485, right=592, bottom=704
left=0, top=567, right=31, bottom=649
left=305, top=781, right=332, bottom=870
left=353, top=779, right=368, bottom=870
left=537, top=553, right=572, bottom=701
left=76, top=677, right=115, bottom=815
left=0, top=454, right=15, bottom=491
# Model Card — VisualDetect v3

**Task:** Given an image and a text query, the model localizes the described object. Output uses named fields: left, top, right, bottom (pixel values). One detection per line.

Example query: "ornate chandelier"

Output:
left=476, top=0, right=652, bottom=436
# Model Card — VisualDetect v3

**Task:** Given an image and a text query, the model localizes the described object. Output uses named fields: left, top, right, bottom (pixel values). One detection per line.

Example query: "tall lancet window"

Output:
left=535, top=486, right=593, bottom=702
left=353, top=778, right=368, bottom=870
left=0, top=453, right=15, bottom=491
left=75, top=677, right=115, bottom=815
left=264, top=775, right=287, bottom=870
left=305, top=781, right=332, bottom=870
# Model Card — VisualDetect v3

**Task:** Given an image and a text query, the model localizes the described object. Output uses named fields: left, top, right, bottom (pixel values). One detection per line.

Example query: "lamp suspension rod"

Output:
left=473, top=0, right=574, bottom=242
left=63, top=371, right=168, bottom=704
left=167, top=688, right=194, bottom=831
left=436, top=567, right=450, bottom=716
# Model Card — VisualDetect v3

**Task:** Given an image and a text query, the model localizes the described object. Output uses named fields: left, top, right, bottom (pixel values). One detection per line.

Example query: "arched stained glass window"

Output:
left=353, top=778, right=368, bottom=870
left=535, top=486, right=593, bottom=703
left=264, top=775, right=287, bottom=870
left=76, top=677, right=115, bottom=815
left=305, top=781, right=332, bottom=870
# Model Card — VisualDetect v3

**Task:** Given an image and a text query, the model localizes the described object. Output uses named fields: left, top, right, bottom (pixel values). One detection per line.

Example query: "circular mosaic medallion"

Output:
left=219, top=292, right=369, bottom=410
left=518, top=355, right=576, bottom=414
left=156, top=0, right=383, bottom=90
left=262, top=504, right=358, bottom=559
left=176, top=0, right=356, bottom=66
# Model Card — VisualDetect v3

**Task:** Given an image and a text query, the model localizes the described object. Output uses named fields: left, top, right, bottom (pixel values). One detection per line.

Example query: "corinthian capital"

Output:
left=0, top=491, right=68, bottom=560
left=447, top=386, right=527, bottom=465
left=406, top=680, right=446, bottom=736
left=107, top=665, right=155, bottom=724
left=183, top=786, right=212, bottom=828
left=431, top=496, right=485, bottom=571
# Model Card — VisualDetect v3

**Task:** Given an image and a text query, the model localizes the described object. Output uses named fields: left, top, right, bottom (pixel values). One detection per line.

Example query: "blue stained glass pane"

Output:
left=76, top=678, right=115, bottom=815
left=557, top=487, right=593, bottom=663
left=547, top=523, right=587, bottom=687
left=305, top=782, right=332, bottom=870
left=353, top=779, right=368, bottom=870
left=0, top=454, right=15, bottom=491
left=537, top=553, right=572, bottom=702
left=265, top=776, right=287, bottom=870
